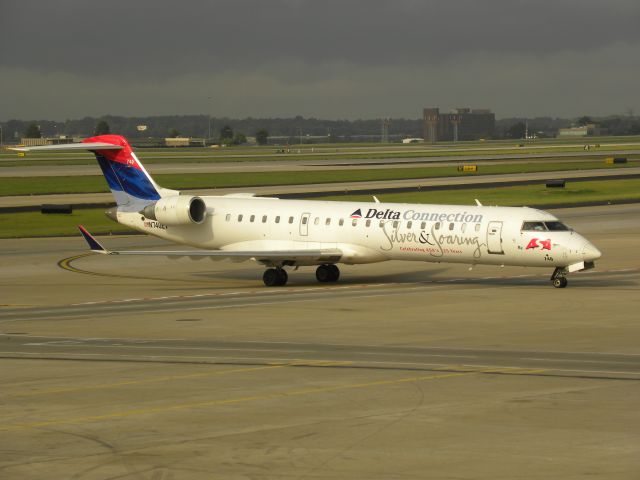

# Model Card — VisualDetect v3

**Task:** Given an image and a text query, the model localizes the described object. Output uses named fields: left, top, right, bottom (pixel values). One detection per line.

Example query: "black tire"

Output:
left=316, top=265, right=332, bottom=283
left=263, top=268, right=279, bottom=286
left=328, top=264, right=340, bottom=282
left=276, top=268, right=288, bottom=286
left=553, top=277, right=568, bottom=288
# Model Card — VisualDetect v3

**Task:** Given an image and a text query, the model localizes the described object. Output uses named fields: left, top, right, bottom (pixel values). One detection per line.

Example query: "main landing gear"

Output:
left=261, top=264, right=341, bottom=287
left=316, top=264, right=340, bottom=283
left=551, top=267, right=568, bottom=288
left=263, top=267, right=288, bottom=287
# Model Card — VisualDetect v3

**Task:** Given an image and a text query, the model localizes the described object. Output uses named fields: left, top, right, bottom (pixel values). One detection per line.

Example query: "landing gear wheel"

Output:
left=263, top=268, right=288, bottom=286
left=552, top=277, right=568, bottom=288
left=263, top=268, right=278, bottom=286
left=316, top=264, right=339, bottom=283
left=276, top=268, right=288, bottom=286
left=328, top=264, right=340, bottom=282
left=550, top=267, right=568, bottom=289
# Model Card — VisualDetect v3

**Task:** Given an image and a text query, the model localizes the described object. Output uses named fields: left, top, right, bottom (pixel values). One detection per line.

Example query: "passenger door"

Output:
left=486, top=221, right=504, bottom=254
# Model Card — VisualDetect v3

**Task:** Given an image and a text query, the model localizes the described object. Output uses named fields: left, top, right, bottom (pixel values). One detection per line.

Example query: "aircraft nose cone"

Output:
left=582, top=242, right=601, bottom=261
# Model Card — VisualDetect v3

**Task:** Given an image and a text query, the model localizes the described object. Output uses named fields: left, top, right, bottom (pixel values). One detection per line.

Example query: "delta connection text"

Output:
left=359, top=208, right=483, bottom=224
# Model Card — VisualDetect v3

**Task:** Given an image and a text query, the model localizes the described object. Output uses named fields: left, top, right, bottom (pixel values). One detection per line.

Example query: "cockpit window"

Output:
left=521, top=221, right=546, bottom=231
left=545, top=221, right=570, bottom=231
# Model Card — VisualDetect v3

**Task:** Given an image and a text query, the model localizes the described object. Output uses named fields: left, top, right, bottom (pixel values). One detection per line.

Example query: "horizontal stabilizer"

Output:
left=10, top=143, right=123, bottom=152
left=78, top=225, right=107, bottom=253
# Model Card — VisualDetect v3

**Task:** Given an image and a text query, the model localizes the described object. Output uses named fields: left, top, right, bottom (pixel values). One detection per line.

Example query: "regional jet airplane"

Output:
left=13, top=135, right=601, bottom=287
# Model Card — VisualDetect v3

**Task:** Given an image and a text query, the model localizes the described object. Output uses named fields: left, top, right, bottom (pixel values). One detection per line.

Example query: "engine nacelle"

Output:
left=141, top=195, right=207, bottom=225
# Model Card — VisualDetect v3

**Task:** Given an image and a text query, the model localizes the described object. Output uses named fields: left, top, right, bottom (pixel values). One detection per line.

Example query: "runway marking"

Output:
left=4, top=350, right=635, bottom=379
left=0, top=370, right=472, bottom=432
left=521, top=357, right=639, bottom=365
left=57, top=253, right=230, bottom=284
left=5, top=363, right=290, bottom=398
left=67, top=283, right=396, bottom=306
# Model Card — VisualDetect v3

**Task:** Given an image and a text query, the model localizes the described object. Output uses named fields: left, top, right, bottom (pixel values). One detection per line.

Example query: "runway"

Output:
left=1, top=204, right=639, bottom=479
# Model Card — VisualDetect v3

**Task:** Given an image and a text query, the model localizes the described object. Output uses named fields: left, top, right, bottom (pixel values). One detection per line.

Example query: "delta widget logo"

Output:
left=350, top=209, right=362, bottom=218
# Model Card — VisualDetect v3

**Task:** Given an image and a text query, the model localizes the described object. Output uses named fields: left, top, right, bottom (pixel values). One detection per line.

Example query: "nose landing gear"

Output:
left=551, top=267, right=568, bottom=288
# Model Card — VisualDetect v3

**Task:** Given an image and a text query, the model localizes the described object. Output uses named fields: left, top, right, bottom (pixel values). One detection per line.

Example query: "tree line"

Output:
left=5, top=114, right=640, bottom=144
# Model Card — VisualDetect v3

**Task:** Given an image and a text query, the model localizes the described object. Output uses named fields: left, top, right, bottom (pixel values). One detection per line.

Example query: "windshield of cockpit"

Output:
left=521, top=221, right=571, bottom=231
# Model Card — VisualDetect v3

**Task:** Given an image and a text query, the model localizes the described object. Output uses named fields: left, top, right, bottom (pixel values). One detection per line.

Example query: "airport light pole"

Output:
left=0, top=124, right=3, bottom=149
left=207, top=96, right=214, bottom=143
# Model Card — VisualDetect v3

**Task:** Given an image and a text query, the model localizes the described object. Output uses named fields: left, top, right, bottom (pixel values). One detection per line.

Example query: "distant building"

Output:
left=557, top=124, right=600, bottom=137
left=164, top=137, right=206, bottom=147
left=423, top=107, right=495, bottom=142
left=19, top=136, right=75, bottom=147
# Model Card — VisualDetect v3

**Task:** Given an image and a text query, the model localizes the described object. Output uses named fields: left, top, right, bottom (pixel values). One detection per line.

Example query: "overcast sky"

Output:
left=2, top=0, right=639, bottom=120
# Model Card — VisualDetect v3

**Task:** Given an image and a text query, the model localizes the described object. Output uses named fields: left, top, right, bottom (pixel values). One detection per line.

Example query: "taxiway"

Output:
left=1, top=204, right=639, bottom=479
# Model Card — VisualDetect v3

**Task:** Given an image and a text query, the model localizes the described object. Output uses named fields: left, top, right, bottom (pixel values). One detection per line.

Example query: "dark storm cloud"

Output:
left=1, top=0, right=640, bottom=119
left=2, top=0, right=639, bottom=75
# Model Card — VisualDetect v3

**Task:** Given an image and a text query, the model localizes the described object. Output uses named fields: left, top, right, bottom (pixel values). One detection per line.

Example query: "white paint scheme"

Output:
left=13, top=138, right=601, bottom=287
left=116, top=198, right=601, bottom=268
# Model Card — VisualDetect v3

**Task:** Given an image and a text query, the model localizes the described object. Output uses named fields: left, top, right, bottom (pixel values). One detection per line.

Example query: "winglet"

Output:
left=78, top=225, right=108, bottom=253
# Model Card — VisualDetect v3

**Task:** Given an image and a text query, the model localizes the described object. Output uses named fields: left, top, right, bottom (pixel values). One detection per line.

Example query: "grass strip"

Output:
left=0, top=161, right=636, bottom=196
left=0, top=208, right=132, bottom=238
left=318, top=179, right=640, bottom=207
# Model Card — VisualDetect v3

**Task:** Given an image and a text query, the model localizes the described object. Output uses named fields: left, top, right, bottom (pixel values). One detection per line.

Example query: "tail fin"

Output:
left=11, top=135, right=177, bottom=207
left=82, top=135, right=176, bottom=207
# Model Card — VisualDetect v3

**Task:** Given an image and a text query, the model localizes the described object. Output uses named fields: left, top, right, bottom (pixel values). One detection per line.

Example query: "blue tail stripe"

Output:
left=95, top=154, right=160, bottom=201
left=96, top=156, right=124, bottom=192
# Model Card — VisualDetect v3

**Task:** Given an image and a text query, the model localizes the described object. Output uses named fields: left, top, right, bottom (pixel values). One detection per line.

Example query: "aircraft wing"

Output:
left=78, top=226, right=342, bottom=263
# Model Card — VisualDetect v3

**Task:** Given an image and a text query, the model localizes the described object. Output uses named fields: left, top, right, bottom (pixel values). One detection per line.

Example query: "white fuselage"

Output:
left=115, top=196, right=600, bottom=269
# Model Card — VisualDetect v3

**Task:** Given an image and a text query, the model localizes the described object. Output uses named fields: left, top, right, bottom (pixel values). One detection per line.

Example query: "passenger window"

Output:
left=302, top=217, right=308, bottom=225
left=393, top=220, right=399, bottom=229
left=475, top=223, right=480, bottom=232
left=238, top=214, right=243, bottom=222
left=366, top=219, right=371, bottom=227
left=421, top=221, right=426, bottom=229
left=449, top=223, right=454, bottom=231
left=275, top=216, right=280, bottom=223
left=250, top=215, right=255, bottom=222
left=225, top=214, right=231, bottom=221
left=461, top=223, right=466, bottom=233
left=407, top=221, right=412, bottom=229
left=262, top=215, right=267, bottom=223
left=289, top=216, right=294, bottom=224
left=379, top=220, right=384, bottom=228
left=435, top=222, right=440, bottom=230
left=314, top=217, right=319, bottom=225
left=325, top=218, right=331, bottom=225
left=352, top=219, right=358, bottom=226
left=522, top=221, right=547, bottom=232
left=339, top=219, right=344, bottom=226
